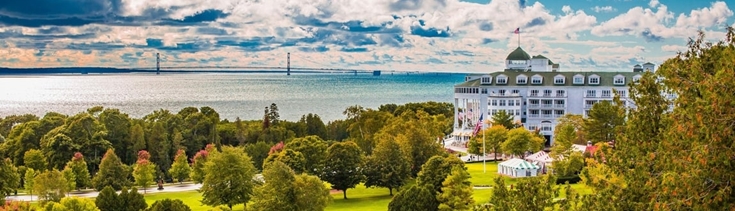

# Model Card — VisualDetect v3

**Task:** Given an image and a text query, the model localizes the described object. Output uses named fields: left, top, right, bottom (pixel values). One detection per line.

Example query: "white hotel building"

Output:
left=452, top=47, right=655, bottom=147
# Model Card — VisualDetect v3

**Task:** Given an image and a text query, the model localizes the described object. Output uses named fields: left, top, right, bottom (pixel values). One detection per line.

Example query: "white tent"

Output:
left=497, top=158, right=540, bottom=178
left=525, top=151, right=553, bottom=174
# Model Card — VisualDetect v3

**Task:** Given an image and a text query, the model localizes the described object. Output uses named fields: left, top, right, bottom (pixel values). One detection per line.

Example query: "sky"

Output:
left=0, top=0, right=733, bottom=72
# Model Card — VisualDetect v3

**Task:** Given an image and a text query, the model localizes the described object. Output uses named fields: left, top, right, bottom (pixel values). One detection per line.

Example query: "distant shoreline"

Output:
left=0, top=67, right=466, bottom=75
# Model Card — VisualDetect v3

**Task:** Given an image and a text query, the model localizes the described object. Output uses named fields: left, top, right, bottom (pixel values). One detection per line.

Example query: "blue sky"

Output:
left=0, top=0, right=733, bottom=72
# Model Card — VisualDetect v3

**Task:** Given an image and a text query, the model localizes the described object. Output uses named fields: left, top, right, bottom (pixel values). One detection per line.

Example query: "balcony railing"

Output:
left=529, top=114, right=540, bottom=118
left=584, top=105, right=594, bottom=109
left=542, top=104, right=553, bottom=108
left=586, top=94, right=596, bottom=98
left=529, top=93, right=539, bottom=97
left=555, top=104, right=566, bottom=108
left=554, top=114, right=564, bottom=118
left=542, top=114, right=552, bottom=118
left=528, top=104, right=540, bottom=108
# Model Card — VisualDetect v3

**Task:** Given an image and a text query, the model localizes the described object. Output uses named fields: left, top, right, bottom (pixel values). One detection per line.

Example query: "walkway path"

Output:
left=5, top=183, right=203, bottom=202
left=444, top=137, right=503, bottom=163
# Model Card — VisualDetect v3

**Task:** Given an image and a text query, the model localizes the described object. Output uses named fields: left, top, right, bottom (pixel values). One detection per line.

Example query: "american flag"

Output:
left=513, top=27, right=520, bottom=34
left=472, top=114, right=484, bottom=137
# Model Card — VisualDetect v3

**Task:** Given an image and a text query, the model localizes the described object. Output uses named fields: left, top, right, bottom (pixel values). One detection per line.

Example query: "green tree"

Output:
left=95, top=186, right=120, bottom=211
left=388, top=183, right=439, bottom=211
left=147, top=122, right=171, bottom=178
left=491, top=110, right=518, bottom=129
left=487, top=177, right=511, bottom=211
left=467, top=125, right=507, bottom=161
left=130, top=124, right=146, bottom=158
left=554, top=114, right=586, bottom=145
left=550, top=124, right=585, bottom=177
left=244, top=141, right=270, bottom=171
left=168, top=149, right=191, bottom=184
left=45, top=197, right=100, bottom=211
left=484, top=175, right=559, bottom=210
left=33, top=169, right=69, bottom=204
left=200, top=146, right=257, bottom=209
left=362, top=137, right=411, bottom=196
left=247, top=161, right=296, bottom=211
left=146, top=199, right=191, bottom=211
left=92, top=149, right=130, bottom=191
left=501, top=128, right=544, bottom=158
left=61, top=167, right=76, bottom=196
left=416, top=155, right=465, bottom=193
left=23, top=149, right=48, bottom=171
left=344, top=107, right=392, bottom=155
left=268, top=103, right=280, bottom=126
left=98, top=109, right=133, bottom=165
left=120, top=187, right=148, bottom=211
left=376, top=110, right=445, bottom=176
left=133, top=150, right=156, bottom=194
left=437, top=166, right=474, bottom=211
left=320, top=141, right=364, bottom=199
left=263, top=149, right=307, bottom=174
left=293, top=173, right=332, bottom=211
left=24, top=168, right=37, bottom=201
left=300, top=113, right=328, bottom=140
left=285, top=135, right=328, bottom=175
left=583, top=100, right=626, bottom=143
left=65, top=152, right=91, bottom=190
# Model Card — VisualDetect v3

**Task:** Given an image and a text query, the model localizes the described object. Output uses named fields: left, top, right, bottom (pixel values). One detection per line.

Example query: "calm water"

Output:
left=0, top=73, right=465, bottom=121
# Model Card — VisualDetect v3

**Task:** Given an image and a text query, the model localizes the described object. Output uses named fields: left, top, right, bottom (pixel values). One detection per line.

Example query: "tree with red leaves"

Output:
left=63, top=152, right=91, bottom=190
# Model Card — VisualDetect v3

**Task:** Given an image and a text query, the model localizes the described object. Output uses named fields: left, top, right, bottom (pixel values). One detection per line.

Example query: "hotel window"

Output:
left=601, top=90, right=611, bottom=97
left=465, top=76, right=471, bottom=81
left=516, top=100, right=521, bottom=105
left=555, top=100, right=565, bottom=107
left=633, top=75, right=642, bottom=82
left=496, top=76, right=508, bottom=84
left=543, top=90, right=552, bottom=97
left=554, top=76, right=565, bottom=84
left=529, top=99, right=539, bottom=107
left=556, top=90, right=565, bottom=97
left=530, top=110, right=540, bottom=117
left=589, top=76, right=600, bottom=84
left=481, top=77, right=492, bottom=84
left=508, top=100, right=515, bottom=106
left=555, top=110, right=565, bottom=117
left=516, top=76, right=527, bottom=84
left=528, top=125, right=538, bottom=130
left=573, top=75, right=584, bottom=84
left=481, top=88, right=487, bottom=94
left=515, top=109, right=521, bottom=116
left=507, top=110, right=514, bottom=115
left=542, top=110, right=552, bottom=117
left=541, top=124, right=553, bottom=131
left=586, top=90, right=596, bottom=97
left=617, top=90, right=627, bottom=97
left=491, top=109, right=497, bottom=115
left=530, top=90, right=539, bottom=97
left=512, top=89, right=520, bottom=94
left=531, top=76, right=543, bottom=84
left=613, top=76, right=625, bottom=85
left=491, top=100, right=497, bottom=106
left=499, top=89, right=506, bottom=96
left=585, top=100, right=596, bottom=108
left=499, top=100, right=506, bottom=106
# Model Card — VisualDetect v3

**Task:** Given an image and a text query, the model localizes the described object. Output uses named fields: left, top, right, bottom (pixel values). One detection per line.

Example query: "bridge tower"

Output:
left=287, top=52, right=291, bottom=76
left=156, top=53, right=160, bottom=75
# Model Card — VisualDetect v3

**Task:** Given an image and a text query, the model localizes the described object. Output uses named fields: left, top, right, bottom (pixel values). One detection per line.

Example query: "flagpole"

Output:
left=483, top=127, right=486, bottom=173
left=517, top=29, right=520, bottom=47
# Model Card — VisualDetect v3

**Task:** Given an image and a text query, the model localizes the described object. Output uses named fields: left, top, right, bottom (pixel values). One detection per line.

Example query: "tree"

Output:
left=189, top=149, right=209, bottom=184
left=147, top=122, right=171, bottom=178
left=65, top=152, right=91, bottom=190
left=437, top=166, right=474, bottom=211
left=263, top=149, right=307, bottom=174
left=292, top=173, right=332, bottom=211
left=484, top=175, right=559, bottom=210
left=388, top=183, right=439, bottom=211
left=491, top=110, right=518, bottom=129
left=44, top=197, right=100, bottom=211
left=92, top=149, right=130, bottom=191
left=24, top=168, right=37, bottom=201
left=300, top=113, right=328, bottom=140
left=362, top=137, right=411, bottom=196
left=467, top=125, right=507, bottom=161
left=284, top=135, right=328, bottom=175
left=200, top=146, right=257, bottom=209
left=169, top=149, right=191, bottom=184
left=268, top=103, right=280, bottom=126
left=248, top=161, right=333, bottom=211
left=416, top=155, right=465, bottom=193
left=244, top=141, right=270, bottom=171
left=33, top=169, right=69, bottom=204
left=146, top=199, right=191, bottom=211
left=61, top=167, right=76, bottom=196
left=133, top=150, right=157, bottom=194
left=376, top=110, right=446, bottom=176
left=95, top=186, right=120, bottom=211
left=550, top=124, right=585, bottom=177
left=320, top=141, right=364, bottom=199
left=98, top=109, right=133, bottom=165
left=23, top=149, right=47, bottom=171
left=120, top=187, right=148, bottom=211
left=130, top=124, right=146, bottom=157
left=554, top=114, right=586, bottom=145
left=502, top=128, right=544, bottom=158
left=583, top=100, right=625, bottom=143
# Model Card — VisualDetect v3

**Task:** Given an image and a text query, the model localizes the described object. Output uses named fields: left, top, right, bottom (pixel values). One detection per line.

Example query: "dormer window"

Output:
left=516, top=75, right=527, bottom=84
left=481, top=76, right=492, bottom=84
left=531, top=75, right=543, bottom=84
left=573, top=74, right=584, bottom=84
left=554, top=75, right=565, bottom=85
left=632, top=75, right=642, bottom=83
left=613, top=75, right=625, bottom=85
left=496, top=75, right=508, bottom=84
left=588, top=75, right=600, bottom=85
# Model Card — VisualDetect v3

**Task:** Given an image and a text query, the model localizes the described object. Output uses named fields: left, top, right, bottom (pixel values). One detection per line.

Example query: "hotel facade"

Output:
left=452, top=47, right=655, bottom=147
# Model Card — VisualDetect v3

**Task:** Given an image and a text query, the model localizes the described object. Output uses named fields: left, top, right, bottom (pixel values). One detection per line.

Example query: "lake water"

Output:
left=0, top=73, right=465, bottom=121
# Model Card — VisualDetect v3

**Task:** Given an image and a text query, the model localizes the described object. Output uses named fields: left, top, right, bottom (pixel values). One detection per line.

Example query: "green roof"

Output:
left=506, top=47, right=531, bottom=60
left=455, top=71, right=642, bottom=87
left=532, top=55, right=548, bottom=59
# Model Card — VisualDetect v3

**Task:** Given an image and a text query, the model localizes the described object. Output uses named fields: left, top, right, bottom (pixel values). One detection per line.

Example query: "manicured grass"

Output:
left=142, top=191, right=244, bottom=211
left=326, top=184, right=394, bottom=211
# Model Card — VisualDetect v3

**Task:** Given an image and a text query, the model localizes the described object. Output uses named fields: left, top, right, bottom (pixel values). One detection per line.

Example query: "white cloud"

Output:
left=592, top=6, right=616, bottom=13
left=661, top=44, right=686, bottom=52
left=649, top=0, right=660, bottom=8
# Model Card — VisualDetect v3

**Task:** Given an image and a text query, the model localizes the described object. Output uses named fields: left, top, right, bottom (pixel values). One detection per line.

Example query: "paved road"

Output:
left=6, top=183, right=203, bottom=202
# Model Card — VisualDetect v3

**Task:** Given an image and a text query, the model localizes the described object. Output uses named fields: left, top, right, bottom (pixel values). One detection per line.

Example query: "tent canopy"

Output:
left=499, top=158, right=539, bottom=170
left=526, top=151, right=553, bottom=163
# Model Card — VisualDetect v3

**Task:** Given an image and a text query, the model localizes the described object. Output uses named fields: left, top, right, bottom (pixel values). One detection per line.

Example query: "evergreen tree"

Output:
left=437, top=166, right=474, bottom=211
left=95, top=186, right=121, bottom=211
left=92, top=149, right=130, bottom=191
left=146, top=199, right=191, bottom=211
left=268, top=103, right=280, bottom=126
left=189, top=149, right=209, bottom=184
left=65, top=152, right=92, bottom=190
left=363, top=137, right=411, bottom=196
left=168, top=149, right=191, bottom=184
left=320, top=141, right=364, bottom=199
left=130, top=124, right=146, bottom=156
left=583, top=100, right=625, bottom=143
left=388, top=183, right=439, bottom=211
left=121, top=187, right=148, bottom=211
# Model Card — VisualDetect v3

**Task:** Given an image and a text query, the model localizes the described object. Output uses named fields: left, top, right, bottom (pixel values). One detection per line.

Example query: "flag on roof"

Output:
left=513, top=27, right=520, bottom=34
